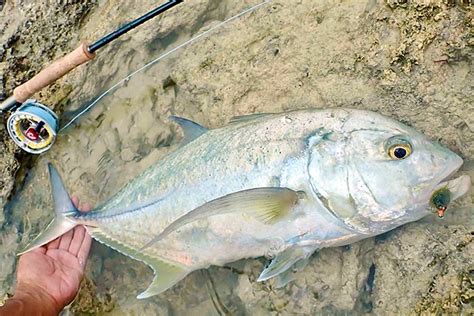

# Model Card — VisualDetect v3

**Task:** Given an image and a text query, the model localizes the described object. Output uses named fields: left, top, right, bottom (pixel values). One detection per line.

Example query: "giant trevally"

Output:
left=21, top=108, right=470, bottom=299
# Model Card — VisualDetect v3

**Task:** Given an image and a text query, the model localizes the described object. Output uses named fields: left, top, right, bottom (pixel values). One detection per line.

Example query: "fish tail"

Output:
left=18, top=163, right=79, bottom=255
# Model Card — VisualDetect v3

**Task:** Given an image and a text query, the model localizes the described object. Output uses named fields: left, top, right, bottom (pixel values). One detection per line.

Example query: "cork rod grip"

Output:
left=13, top=43, right=95, bottom=103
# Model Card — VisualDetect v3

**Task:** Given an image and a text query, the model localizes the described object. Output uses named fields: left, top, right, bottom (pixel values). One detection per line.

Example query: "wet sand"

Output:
left=0, top=0, right=472, bottom=314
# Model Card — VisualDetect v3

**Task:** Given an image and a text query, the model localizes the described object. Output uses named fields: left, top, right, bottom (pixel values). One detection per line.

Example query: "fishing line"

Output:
left=60, top=0, right=272, bottom=132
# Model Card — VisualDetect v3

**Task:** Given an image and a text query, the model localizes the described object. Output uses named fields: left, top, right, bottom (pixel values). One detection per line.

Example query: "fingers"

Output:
left=58, top=229, right=74, bottom=250
left=58, top=197, right=90, bottom=251
left=47, top=237, right=60, bottom=250
left=69, top=225, right=86, bottom=257
left=46, top=196, right=93, bottom=266
left=29, top=246, right=47, bottom=255
left=72, top=196, right=79, bottom=208
left=77, top=230, right=92, bottom=268
left=70, top=197, right=93, bottom=266
left=81, top=202, right=92, bottom=212
left=72, top=196, right=91, bottom=213
left=47, top=197, right=80, bottom=251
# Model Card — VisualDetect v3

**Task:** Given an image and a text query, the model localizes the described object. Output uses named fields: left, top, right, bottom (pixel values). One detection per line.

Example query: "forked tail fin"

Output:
left=18, top=163, right=79, bottom=255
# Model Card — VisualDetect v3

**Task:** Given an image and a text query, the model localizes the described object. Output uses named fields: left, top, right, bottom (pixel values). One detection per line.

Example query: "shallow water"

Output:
left=2, top=0, right=473, bottom=314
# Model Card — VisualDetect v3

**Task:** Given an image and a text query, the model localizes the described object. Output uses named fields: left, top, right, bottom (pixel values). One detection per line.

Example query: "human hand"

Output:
left=15, top=197, right=92, bottom=313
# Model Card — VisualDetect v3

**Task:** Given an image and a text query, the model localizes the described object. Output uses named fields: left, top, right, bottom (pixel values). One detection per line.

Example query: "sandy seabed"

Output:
left=0, top=0, right=473, bottom=314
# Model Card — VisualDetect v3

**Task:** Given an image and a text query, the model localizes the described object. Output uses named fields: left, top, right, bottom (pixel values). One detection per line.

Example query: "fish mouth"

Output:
left=432, top=174, right=471, bottom=206
left=427, top=154, right=470, bottom=218
left=432, top=155, right=470, bottom=200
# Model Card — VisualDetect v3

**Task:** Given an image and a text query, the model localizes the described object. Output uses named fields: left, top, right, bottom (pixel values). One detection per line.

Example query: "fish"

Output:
left=20, top=108, right=471, bottom=299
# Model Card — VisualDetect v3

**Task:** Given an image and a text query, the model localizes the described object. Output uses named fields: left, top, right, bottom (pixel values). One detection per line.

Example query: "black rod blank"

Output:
left=88, top=0, right=183, bottom=54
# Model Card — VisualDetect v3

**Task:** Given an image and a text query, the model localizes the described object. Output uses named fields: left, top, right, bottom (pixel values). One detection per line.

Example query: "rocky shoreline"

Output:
left=1, top=0, right=472, bottom=314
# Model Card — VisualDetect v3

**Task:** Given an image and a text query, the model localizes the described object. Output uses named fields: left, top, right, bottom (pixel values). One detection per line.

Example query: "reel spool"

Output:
left=6, top=100, right=59, bottom=154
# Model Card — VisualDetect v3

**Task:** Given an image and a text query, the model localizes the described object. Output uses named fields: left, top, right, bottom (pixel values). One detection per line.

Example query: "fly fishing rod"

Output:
left=1, top=0, right=271, bottom=154
left=0, top=0, right=183, bottom=154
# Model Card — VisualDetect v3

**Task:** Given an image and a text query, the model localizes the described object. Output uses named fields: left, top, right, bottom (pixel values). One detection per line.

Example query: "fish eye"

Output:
left=388, top=143, right=412, bottom=160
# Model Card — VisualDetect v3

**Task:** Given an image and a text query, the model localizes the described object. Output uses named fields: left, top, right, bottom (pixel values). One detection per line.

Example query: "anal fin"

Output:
left=137, top=259, right=188, bottom=299
left=89, top=227, right=189, bottom=299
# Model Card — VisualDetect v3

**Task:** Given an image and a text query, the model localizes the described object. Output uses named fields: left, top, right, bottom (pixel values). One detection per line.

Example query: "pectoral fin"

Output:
left=140, top=187, right=301, bottom=251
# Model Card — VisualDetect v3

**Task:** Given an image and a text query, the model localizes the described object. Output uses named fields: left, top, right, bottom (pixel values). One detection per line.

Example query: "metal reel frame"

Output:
left=6, top=100, right=59, bottom=154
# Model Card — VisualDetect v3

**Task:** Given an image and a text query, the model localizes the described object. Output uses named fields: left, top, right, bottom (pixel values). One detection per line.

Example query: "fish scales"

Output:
left=22, top=108, right=470, bottom=298
left=88, top=110, right=352, bottom=266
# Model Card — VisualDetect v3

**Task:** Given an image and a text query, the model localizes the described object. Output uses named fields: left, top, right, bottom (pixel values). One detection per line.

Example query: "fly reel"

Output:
left=6, top=100, right=59, bottom=154
left=0, top=1, right=183, bottom=154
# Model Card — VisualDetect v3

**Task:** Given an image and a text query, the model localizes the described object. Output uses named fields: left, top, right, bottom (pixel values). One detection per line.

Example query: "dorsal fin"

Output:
left=229, top=113, right=273, bottom=124
left=169, top=116, right=208, bottom=146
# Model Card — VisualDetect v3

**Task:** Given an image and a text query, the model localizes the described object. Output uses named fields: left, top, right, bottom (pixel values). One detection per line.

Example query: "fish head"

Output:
left=307, top=110, right=470, bottom=234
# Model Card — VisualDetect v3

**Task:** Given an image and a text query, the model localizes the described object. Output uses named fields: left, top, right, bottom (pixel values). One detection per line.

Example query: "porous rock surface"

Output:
left=0, top=0, right=472, bottom=314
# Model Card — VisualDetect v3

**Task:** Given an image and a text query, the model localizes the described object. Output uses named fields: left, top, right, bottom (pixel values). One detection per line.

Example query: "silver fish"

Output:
left=21, top=109, right=470, bottom=299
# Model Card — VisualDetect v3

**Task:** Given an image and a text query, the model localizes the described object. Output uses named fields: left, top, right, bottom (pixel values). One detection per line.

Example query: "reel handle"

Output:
left=14, top=43, right=95, bottom=103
